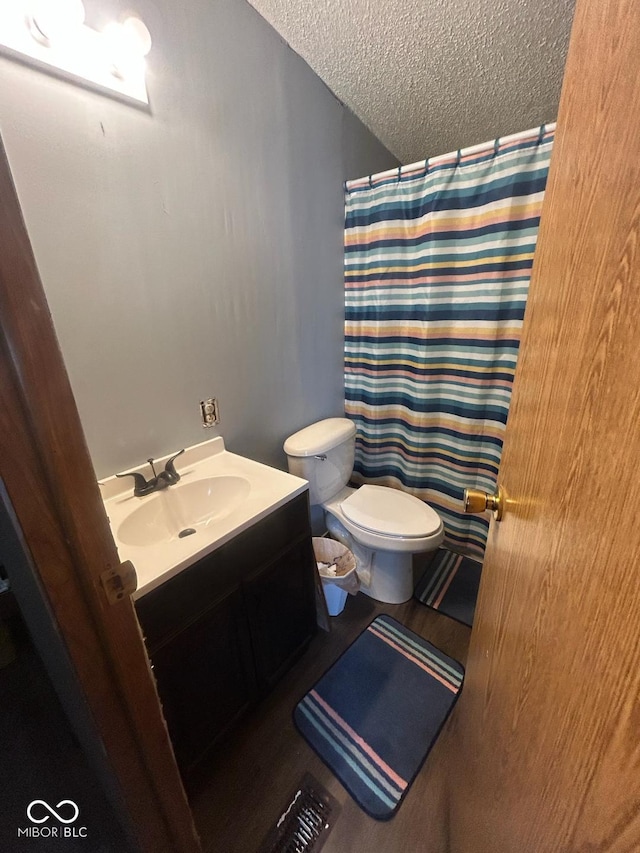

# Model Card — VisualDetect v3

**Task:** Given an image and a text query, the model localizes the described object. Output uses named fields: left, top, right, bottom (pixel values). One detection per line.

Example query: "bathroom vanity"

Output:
left=135, top=492, right=316, bottom=780
left=99, top=439, right=317, bottom=784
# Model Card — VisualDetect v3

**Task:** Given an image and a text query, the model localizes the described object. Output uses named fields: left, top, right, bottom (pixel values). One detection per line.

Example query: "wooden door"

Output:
left=449, top=1, right=640, bottom=850
left=0, top=135, right=201, bottom=850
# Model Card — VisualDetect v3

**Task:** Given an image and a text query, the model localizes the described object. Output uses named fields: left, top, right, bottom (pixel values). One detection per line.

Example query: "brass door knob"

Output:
left=463, top=485, right=504, bottom=521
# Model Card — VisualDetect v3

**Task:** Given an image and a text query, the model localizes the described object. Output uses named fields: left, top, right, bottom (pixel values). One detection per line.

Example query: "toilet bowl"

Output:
left=284, top=418, right=444, bottom=604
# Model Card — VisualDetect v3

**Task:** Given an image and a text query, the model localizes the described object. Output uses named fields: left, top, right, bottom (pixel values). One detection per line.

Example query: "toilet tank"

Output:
left=283, top=418, right=356, bottom=506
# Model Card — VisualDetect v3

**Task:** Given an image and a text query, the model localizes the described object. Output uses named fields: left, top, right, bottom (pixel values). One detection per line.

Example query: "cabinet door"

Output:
left=243, top=537, right=316, bottom=692
left=149, top=587, right=257, bottom=776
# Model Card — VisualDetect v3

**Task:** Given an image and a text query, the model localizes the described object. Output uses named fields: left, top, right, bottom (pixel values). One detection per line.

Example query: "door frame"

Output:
left=0, top=135, right=200, bottom=851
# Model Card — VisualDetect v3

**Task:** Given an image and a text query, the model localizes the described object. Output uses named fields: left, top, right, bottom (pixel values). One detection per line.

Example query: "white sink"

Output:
left=99, top=437, right=308, bottom=598
left=117, top=475, right=251, bottom=547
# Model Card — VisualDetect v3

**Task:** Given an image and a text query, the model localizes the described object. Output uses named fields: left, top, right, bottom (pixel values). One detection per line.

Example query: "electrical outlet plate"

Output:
left=200, top=398, right=219, bottom=428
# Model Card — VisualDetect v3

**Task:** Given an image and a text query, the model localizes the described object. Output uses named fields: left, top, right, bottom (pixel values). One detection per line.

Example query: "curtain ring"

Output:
left=369, top=174, right=373, bottom=188
left=494, top=138, right=500, bottom=157
left=397, top=165, right=402, bottom=182
left=423, top=159, right=429, bottom=177
left=455, top=149, right=462, bottom=166
left=343, top=180, right=348, bottom=195
left=538, top=123, right=546, bottom=144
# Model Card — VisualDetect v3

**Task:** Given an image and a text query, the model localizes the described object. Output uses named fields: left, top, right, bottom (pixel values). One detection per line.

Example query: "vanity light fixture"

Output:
left=0, top=0, right=152, bottom=106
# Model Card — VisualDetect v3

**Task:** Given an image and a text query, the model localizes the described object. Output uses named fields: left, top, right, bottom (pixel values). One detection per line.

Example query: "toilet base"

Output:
left=359, top=550, right=414, bottom=605
left=324, top=512, right=418, bottom=605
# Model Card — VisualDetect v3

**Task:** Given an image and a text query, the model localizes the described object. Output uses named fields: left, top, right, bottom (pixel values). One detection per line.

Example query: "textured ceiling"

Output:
left=246, top=0, right=576, bottom=165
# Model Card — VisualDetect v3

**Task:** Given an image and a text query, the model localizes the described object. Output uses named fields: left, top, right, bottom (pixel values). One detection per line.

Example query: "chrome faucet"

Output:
left=116, top=449, right=185, bottom=497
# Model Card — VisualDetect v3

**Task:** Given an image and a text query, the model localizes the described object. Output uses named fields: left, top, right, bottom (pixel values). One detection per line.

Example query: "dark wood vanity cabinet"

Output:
left=147, top=587, right=257, bottom=773
left=243, top=536, right=318, bottom=692
left=134, top=491, right=317, bottom=781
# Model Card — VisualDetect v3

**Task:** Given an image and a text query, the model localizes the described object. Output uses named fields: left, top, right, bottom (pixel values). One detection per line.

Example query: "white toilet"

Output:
left=284, top=418, right=444, bottom=604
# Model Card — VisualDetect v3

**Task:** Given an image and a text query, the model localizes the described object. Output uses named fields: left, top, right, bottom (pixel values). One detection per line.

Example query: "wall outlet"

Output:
left=200, top=398, right=219, bottom=428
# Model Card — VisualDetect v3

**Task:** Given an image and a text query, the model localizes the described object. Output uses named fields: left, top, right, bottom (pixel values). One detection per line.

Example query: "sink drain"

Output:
left=178, top=528, right=196, bottom=538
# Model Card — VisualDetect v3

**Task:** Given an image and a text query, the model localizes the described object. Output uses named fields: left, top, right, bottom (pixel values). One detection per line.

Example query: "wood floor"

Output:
left=190, top=565, right=471, bottom=853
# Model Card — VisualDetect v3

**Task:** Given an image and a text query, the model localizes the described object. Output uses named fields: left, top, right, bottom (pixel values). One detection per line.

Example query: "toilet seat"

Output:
left=341, top=484, right=441, bottom=539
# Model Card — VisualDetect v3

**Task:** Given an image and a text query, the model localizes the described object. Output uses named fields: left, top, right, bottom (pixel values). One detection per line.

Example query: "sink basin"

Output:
left=117, top=476, right=251, bottom=547
left=100, top=436, right=308, bottom=598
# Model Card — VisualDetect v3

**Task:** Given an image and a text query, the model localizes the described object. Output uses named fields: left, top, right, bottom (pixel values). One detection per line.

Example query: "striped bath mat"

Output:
left=293, top=615, right=464, bottom=820
left=414, top=548, right=483, bottom=628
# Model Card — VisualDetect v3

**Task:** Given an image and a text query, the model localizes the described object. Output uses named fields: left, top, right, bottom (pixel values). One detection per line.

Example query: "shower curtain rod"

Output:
left=346, top=121, right=557, bottom=190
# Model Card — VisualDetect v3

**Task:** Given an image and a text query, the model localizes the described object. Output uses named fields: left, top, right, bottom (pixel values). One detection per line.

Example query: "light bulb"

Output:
left=103, top=16, right=151, bottom=78
left=122, top=17, right=152, bottom=58
left=30, top=0, right=85, bottom=45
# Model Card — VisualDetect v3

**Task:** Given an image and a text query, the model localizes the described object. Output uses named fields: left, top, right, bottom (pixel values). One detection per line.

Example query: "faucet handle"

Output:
left=162, top=449, right=185, bottom=485
left=116, top=471, right=151, bottom=496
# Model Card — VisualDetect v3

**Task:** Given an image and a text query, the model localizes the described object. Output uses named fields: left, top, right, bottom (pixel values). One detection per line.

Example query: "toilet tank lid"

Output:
left=284, top=418, right=356, bottom=457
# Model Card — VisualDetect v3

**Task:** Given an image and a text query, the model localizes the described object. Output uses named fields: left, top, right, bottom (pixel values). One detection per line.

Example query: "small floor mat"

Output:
left=257, top=772, right=340, bottom=853
left=293, top=615, right=464, bottom=820
left=414, top=548, right=483, bottom=627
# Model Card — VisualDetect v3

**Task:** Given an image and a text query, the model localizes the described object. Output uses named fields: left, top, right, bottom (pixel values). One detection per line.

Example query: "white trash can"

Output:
left=312, top=537, right=359, bottom=617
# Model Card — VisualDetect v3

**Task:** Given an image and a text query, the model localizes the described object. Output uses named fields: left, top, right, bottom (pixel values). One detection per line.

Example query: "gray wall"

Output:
left=0, top=0, right=396, bottom=479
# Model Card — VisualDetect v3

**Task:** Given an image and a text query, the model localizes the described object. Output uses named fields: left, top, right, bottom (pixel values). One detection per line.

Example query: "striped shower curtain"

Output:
left=344, top=127, right=554, bottom=557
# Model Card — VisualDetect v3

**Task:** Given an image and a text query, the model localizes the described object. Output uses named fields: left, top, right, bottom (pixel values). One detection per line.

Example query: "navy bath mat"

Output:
left=414, top=548, right=483, bottom=628
left=293, top=615, right=464, bottom=820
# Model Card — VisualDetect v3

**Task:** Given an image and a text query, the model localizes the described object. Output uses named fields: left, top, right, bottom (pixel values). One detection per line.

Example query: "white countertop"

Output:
left=99, top=437, right=308, bottom=598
